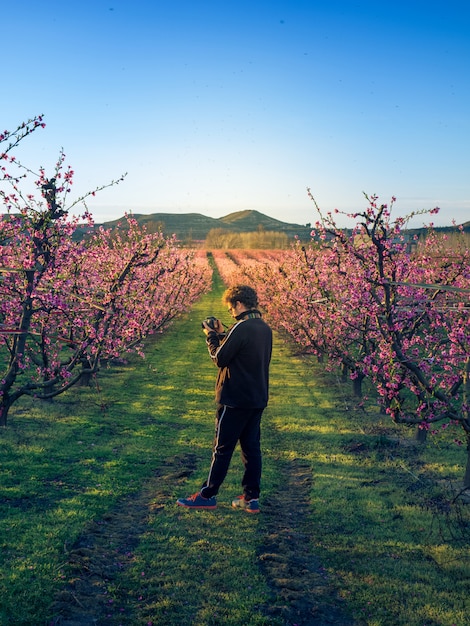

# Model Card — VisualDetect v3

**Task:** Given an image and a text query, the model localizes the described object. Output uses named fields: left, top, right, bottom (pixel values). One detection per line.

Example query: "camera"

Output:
left=201, top=316, right=218, bottom=330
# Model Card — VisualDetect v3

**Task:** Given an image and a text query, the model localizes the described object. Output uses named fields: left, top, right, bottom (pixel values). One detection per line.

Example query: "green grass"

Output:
left=0, top=266, right=469, bottom=625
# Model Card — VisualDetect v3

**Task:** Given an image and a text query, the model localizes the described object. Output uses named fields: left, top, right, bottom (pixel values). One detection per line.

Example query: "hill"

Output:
left=406, top=221, right=470, bottom=237
left=75, top=212, right=469, bottom=245
left=98, top=209, right=312, bottom=242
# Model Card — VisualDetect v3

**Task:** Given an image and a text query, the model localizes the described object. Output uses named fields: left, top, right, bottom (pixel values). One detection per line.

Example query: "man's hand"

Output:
left=202, top=319, right=224, bottom=335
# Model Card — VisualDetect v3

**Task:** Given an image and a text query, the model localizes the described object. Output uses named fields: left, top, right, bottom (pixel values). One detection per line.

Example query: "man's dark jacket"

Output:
left=205, top=311, right=272, bottom=408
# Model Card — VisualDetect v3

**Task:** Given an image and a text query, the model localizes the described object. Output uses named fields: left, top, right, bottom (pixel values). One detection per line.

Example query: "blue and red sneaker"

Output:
left=231, top=495, right=260, bottom=514
left=176, top=492, right=217, bottom=510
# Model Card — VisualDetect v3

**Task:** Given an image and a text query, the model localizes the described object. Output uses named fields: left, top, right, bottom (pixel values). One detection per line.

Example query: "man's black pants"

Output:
left=200, top=405, right=264, bottom=501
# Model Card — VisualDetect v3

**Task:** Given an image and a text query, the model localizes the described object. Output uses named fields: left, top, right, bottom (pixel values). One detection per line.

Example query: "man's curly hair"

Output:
left=223, top=285, right=259, bottom=309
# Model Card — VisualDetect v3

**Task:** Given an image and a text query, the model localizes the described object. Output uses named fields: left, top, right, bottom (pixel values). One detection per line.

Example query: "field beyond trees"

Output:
left=0, top=267, right=469, bottom=626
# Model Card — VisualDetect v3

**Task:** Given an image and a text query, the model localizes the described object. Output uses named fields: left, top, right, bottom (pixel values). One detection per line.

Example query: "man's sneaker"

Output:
left=231, top=495, right=260, bottom=514
left=176, top=492, right=217, bottom=510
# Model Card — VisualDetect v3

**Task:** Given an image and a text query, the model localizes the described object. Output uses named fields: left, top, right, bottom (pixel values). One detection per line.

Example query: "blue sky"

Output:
left=3, top=0, right=469, bottom=227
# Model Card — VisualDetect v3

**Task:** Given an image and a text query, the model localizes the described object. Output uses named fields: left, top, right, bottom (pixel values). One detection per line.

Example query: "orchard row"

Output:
left=0, top=118, right=212, bottom=425
left=209, top=199, right=470, bottom=486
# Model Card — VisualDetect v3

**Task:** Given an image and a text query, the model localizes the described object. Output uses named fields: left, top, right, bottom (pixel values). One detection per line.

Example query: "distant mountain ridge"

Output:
left=100, top=209, right=313, bottom=241
left=96, top=209, right=469, bottom=243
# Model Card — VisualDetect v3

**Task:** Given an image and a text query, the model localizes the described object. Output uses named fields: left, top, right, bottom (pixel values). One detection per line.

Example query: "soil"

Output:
left=50, top=454, right=357, bottom=625
left=258, top=458, right=356, bottom=625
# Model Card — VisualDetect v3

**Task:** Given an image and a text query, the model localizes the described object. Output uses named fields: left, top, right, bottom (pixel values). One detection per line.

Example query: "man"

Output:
left=177, top=284, right=272, bottom=513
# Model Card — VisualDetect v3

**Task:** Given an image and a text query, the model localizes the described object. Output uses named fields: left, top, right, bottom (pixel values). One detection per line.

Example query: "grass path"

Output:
left=49, top=276, right=355, bottom=625
left=1, top=269, right=468, bottom=625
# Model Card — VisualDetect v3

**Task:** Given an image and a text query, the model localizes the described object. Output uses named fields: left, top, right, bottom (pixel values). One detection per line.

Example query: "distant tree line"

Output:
left=204, top=227, right=289, bottom=249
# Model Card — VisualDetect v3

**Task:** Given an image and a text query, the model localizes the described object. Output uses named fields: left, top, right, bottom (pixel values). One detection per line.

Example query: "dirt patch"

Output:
left=259, top=459, right=357, bottom=625
left=49, top=453, right=198, bottom=625
left=49, top=454, right=357, bottom=625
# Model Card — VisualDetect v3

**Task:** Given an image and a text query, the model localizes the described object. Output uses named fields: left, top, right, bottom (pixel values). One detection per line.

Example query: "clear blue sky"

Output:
left=3, top=0, right=469, bottom=227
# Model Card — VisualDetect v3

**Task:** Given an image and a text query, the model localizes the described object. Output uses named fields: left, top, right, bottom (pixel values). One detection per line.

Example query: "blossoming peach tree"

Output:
left=0, top=117, right=210, bottom=425
left=245, top=193, right=470, bottom=487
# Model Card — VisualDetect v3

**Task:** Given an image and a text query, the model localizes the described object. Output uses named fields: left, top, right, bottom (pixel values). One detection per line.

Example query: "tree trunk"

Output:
left=79, top=371, right=94, bottom=386
left=463, top=359, right=470, bottom=488
left=415, top=426, right=428, bottom=444
left=0, top=396, right=12, bottom=427
left=79, top=357, right=96, bottom=386
left=353, top=373, right=364, bottom=398
left=464, top=435, right=470, bottom=490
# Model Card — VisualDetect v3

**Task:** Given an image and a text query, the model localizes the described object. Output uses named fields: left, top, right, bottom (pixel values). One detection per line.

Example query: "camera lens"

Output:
left=202, top=316, right=217, bottom=329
